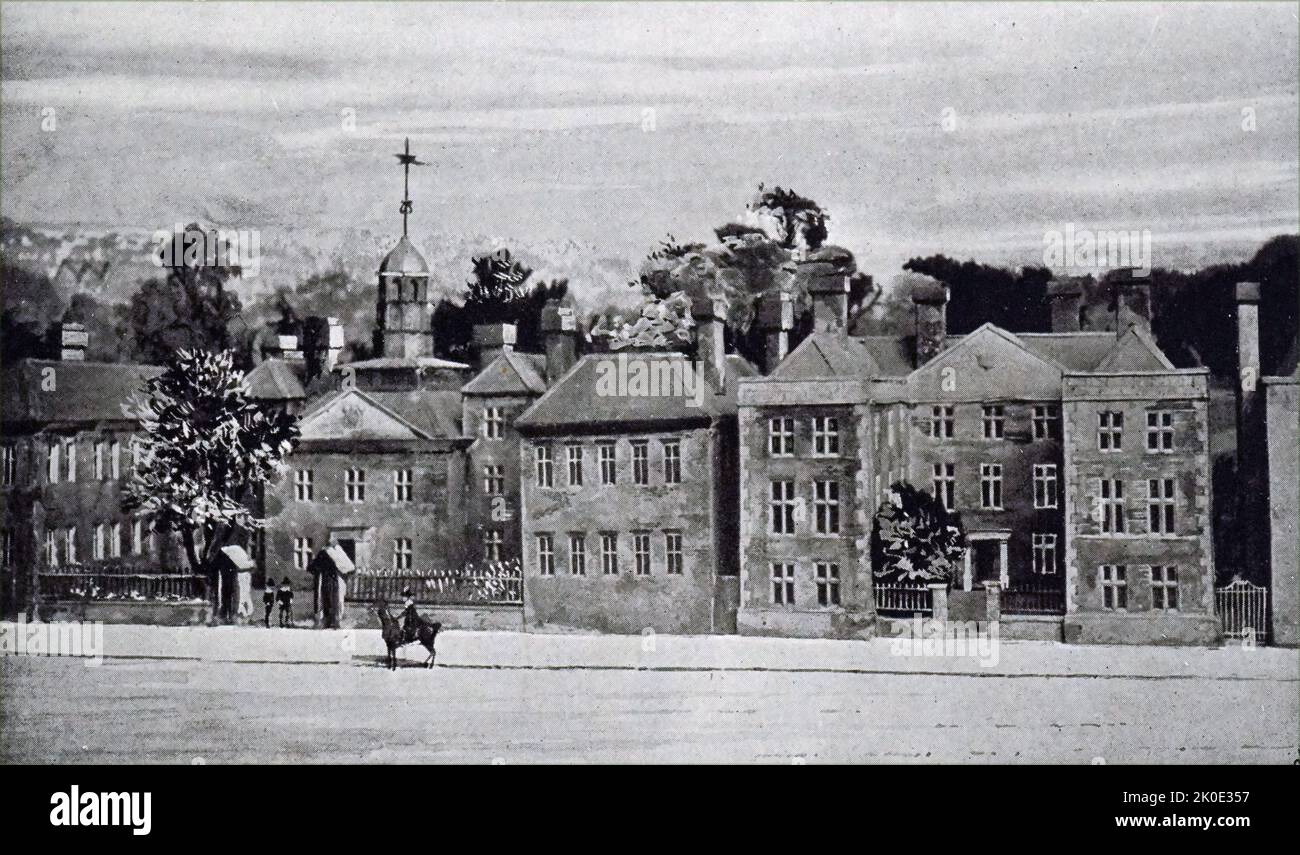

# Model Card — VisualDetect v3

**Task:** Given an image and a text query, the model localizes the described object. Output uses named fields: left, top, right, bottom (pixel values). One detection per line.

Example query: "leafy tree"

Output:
left=591, top=289, right=695, bottom=350
left=122, top=349, right=299, bottom=618
left=464, top=248, right=532, bottom=323
left=871, top=482, right=967, bottom=584
left=750, top=184, right=829, bottom=250
left=433, top=251, right=569, bottom=360
left=903, top=254, right=1052, bottom=335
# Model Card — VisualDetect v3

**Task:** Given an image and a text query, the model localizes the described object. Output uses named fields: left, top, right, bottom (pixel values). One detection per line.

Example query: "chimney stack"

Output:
left=59, top=321, right=88, bottom=361
left=1048, top=279, right=1084, bottom=332
left=691, top=295, right=728, bottom=394
left=541, top=300, right=578, bottom=384
left=472, top=323, right=517, bottom=371
left=911, top=281, right=948, bottom=367
left=1110, top=268, right=1152, bottom=334
left=757, top=290, right=793, bottom=373
left=304, top=316, right=345, bottom=382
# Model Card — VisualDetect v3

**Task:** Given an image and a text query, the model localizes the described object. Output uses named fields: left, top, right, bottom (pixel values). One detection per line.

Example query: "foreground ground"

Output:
left=1, top=626, right=1296, bottom=763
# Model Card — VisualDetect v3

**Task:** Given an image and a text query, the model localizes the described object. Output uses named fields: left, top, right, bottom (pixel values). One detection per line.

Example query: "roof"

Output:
left=378, top=235, right=429, bottom=277
left=217, top=545, right=256, bottom=572
left=242, top=358, right=306, bottom=401
left=462, top=350, right=547, bottom=396
left=771, top=332, right=880, bottom=380
left=516, top=352, right=757, bottom=433
left=345, top=356, right=470, bottom=371
left=300, top=388, right=463, bottom=440
left=366, top=389, right=463, bottom=438
left=1, top=359, right=163, bottom=425
left=310, top=545, right=355, bottom=577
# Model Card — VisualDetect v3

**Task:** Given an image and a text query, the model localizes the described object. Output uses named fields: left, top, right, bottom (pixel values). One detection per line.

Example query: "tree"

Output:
left=903, top=254, right=1052, bottom=335
left=750, top=184, right=829, bottom=250
left=433, top=250, right=568, bottom=360
left=871, top=482, right=967, bottom=584
left=464, top=248, right=533, bottom=323
left=122, top=349, right=299, bottom=619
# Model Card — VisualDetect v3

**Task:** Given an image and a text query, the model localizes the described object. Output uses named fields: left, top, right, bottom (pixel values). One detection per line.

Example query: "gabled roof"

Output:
left=462, top=350, right=547, bottom=396
left=243, top=358, right=306, bottom=401
left=298, top=388, right=449, bottom=442
left=1093, top=325, right=1176, bottom=372
left=367, top=389, right=463, bottom=438
left=0, top=359, right=162, bottom=425
left=346, top=355, right=470, bottom=371
left=771, top=332, right=879, bottom=380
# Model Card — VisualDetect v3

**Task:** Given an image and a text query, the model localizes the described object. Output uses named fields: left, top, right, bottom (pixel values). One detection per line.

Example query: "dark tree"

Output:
left=751, top=184, right=829, bottom=250
left=871, top=482, right=967, bottom=585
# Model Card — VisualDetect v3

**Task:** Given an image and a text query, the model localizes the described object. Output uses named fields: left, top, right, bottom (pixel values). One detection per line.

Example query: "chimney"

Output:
left=911, top=281, right=948, bottom=367
left=691, top=295, right=728, bottom=394
left=757, top=290, right=793, bottom=373
left=1235, top=281, right=1265, bottom=577
left=304, top=317, right=345, bottom=382
left=59, top=321, right=88, bottom=361
left=1111, top=268, right=1152, bottom=333
left=541, top=300, right=577, bottom=384
left=804, top=266, right=849, bottom=332
left=1048, top=279, right=1084, bottom=332
left=472, top=323, right=517, bottom=371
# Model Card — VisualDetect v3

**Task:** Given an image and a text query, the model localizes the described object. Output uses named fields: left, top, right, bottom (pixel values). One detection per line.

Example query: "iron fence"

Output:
left=1001, top=584, right=1066, bottom=615
left=38, top=572, right=208, bottom=602
left=1215, top=579, right=1269, bottom=644
left=873, top=583, right=933, bottom=616
left=347, top=563, right=523, bottom=607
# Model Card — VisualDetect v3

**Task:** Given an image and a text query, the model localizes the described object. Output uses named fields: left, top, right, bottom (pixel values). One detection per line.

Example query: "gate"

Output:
left=1215, top=579, right=1269, bottom=644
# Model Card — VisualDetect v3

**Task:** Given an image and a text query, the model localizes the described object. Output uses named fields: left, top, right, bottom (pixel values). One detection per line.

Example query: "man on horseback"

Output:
left=400, top=586, right=418, bottom=644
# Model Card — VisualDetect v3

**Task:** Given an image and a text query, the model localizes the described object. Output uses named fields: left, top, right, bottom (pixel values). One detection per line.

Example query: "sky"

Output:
left=1, top=0, right=1297, bottom=283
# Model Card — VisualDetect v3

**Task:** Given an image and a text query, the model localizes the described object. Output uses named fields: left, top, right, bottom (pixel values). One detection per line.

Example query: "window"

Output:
left=1100, top=479, right=1125, bottom=533
left=110, top=522, right=121, bottom=558
left=633, top=531, right=651, bottom=575
left=768, top=417, right=795, bottom=456
left=769, top=480, right=796, bottom=535
left=813, top=480, right=840, bottom=535
left=567, top=444, right=583, bottom=486
left=662, top=440, right=681, bottom=484
left=815, top=562, right=841, bottom=606
left=93, top=523, right=107, bottom=561
left=536, top=534, right=555, bottom=576
left=483, top=465, right=504, bottom=495
left=66, top=440, right=76, bottom=482
left=1147, top=411, right=1174, bottom=452
left=483, top=529, right=502, bottom=562
left=110, top=440, right=120, bottom=480
left=392, top=538, right=412, bottom=571
left=1032, top=405, right=1059, bottom=440
left=1033, top=464, right=1058, bottom=509
left=930, top=405, right=954, bottom=439
left=535, top=446, right=553, bottom=488
left=932, top=462, right=955, bottom=511
left=46, top=529, right=57, bottom=567
left=130, top=438, right=142, bottom=470
left=1148, top=478, right=1175, bottom=535
left=393, top=469, right=413, bottom=502
left=665, top=530, right=683, bottom=575
left=132, top=518, right=146, bottom=555
left=600, top=533, right=618, bottom=575
left=631, top=441, right=649, bottom=485
left=47, top=441, right=60, bottom=484
left=482, top=406, right=504, bottom=439
left=1098, top=411, right=1123, bottom=451
left=599, top=443, right=617, bottom=485
left=1032, top=533, right=1058, bottom=575
left=1100, top=565, right=1127, bottom=610
left=1, top=529, right=12, bottom=566
left=812, top=416, right=840, bottom=456
left=293, top=537, right=313, bottom=572
left=1, top=445, right=14, bottom=486
left=771, top=562, right=795, bottom=605
left=345, top=469, right=365, bottom=503
left=295, top=469, right=314, bottom=501
left=1151, top=565, right=1179, bottom=611
left=569, top=534, right=586, bottom=576
left=65, top=527, right=77, bottom=565
left=982, top=405, right=1005, bottom=439
left=93, top=441, right=105, bottom=480
left=980, top=463, right=1003, bottom=509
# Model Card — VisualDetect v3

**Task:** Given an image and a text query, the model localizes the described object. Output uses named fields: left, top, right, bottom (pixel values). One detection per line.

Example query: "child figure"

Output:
left=263, top=578, right=277, bottom=628
left=277, top=578, right=294, bottom=628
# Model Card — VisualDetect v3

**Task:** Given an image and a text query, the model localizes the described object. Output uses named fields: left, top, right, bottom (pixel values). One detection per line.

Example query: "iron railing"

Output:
left=347, top=562, right=523, bottom=607
left=873, top=583, right=933, bottom=616
left=1001, top=583, right=1066, bottom=615
left=38, top=572, right=208, bottom=602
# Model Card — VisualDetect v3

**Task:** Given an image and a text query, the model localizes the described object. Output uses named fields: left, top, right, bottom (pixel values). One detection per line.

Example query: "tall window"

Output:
left=535, top=445, right=553, bottom=488
left=982, top=405, right=1005, bottom=439
left=813, top=480, right=840, bottom=534
left=1099, top=565, right=1127, bottom=610
left=483, top=529, right=503, bottom=562
left=47, top=441, right=60, bottom=484
left=599, top=443, right=617, bottom=485
left=1098, top=411, right=1123, bottom=451
left=110, top=522, right=121, bottom=558
left=65, top=440, right=76, bottom=482
left=46, top=529, right=57, bottom=567
left=65, top=527, right=77, bottom=565
left=930, top=405, right=954, bottom=439
left=345, top=469, right=365, bottom=503
left=769, top=480, right=796, bottom=535
left=662, top=440, right=681, bottom=484
left=93, top=441, right=106, bottom=480
left=93, top=523, right=107, bottom=561
left=771, top=562, right=795, bottom=605
left=812, top=416, right=840, bottom=456
left=132, top=517, right=147, bottom=555
left=932, top=463, right=955, bottom=511
left=815, top=562, right=841, bottom=606
left=631, top=441, right=649, bottom=485
left=1147, top=478, right=1175, bottom=535
left=393, top=469, right=413, bottom=502
left=536, top=534, right=555, bottom=576
left=1032, top=533, right=1058, bottom=575
left=1151, top=565, right=1179, bottom=611
left=1033, top=463, right=1058, bottom=509
left=1, top=529, right=12, bottom=566
left=295, top=469, right=314, bottom=501
left=633, top=531, right=651, bottom=575
left=980, top=463, right=1003, bottom=509
left=392, top=537, right=412, bottom=571
left=664, top=530, right=683, bottom=575
left=569, top=534, right=586, bottom=576
left=768, top=417, right=795, bottom=456
left=567, top=444, right=583, bottom=486
left=1100, top=479, right=1125, bottom=533
left=293, top=537, right=312, bottom=572
left=1146, top=411, right=1174, bottom=452
left=482, top=406, right=504, bottom=439
left=1032, top=405, right=1059, bottom=440
left=483, top=465, right=504, bottom=495
left=600, top=533, right=618, bottom=575
left=110, top=440, right=120, bottom=480
left=1, top=445, right=14, bottom=486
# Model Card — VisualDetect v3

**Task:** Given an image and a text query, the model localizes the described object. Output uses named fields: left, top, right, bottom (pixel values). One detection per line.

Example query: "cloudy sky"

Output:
left=1, top=1, right=1297, bottom=281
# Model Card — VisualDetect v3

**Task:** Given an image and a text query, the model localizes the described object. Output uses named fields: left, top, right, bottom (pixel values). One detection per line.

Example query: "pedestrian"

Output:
left=277, top=578, right=294, bottom=628
left=263, top=578, right=277, bottom=628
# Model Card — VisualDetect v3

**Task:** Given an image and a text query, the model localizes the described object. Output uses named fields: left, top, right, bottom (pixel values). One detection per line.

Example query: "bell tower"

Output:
left=375, top=137, right=435, bottom=359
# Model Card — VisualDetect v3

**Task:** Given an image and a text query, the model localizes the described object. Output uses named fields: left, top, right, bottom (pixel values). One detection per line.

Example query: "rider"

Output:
left=401, top=586, right=418, bottom=643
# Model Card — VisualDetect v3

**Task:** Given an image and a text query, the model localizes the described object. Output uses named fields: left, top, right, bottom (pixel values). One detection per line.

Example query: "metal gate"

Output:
left=1215, top=579, right=1269, bottom=644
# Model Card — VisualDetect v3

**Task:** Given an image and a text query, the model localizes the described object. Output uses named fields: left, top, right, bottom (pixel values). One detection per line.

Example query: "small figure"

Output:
left=263, top=578, right=277, bottom=628
left=277, top=578, right=294, bottom=628
left=401, top=586, right=418, bottom=644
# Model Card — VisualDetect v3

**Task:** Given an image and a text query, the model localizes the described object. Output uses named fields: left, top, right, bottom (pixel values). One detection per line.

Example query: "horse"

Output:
left=376, top=600, right=442, bottom=670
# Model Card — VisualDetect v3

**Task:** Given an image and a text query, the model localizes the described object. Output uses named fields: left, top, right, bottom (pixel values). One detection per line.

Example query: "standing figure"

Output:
left=263, top=578, right=277, bottom=628
left=277, top=578, right=294, bottom=628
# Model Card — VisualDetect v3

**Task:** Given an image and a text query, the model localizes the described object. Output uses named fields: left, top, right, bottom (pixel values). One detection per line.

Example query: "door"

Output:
left=336, top=538, right=357, bottom=564
left=973, top=541, right=999, bottom=588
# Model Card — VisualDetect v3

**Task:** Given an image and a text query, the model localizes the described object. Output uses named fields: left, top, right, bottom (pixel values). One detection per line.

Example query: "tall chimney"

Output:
left=472, top=323, right=517, bottom=371
left=1111, top=268, right=1152, bottom=333
left=1048, top=279, right=1084, bottom=332
left=691, top=295, right=728, bottom=394
left=304, top=316, right=345, bottom=382
left=541, top=300, right=577, bottom=384
left=806, top=270, right=849, bottom=332
left=911, top=281, right=948, bottom=367
left=1235, top=282, right=1265, bottom=578
left=757, top=290, right=793, bottom=373
left=59, top=321, right=88, bottom=361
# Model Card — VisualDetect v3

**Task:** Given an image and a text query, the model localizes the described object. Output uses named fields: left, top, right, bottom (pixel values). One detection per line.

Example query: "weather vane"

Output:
left=394, top=136, right=427, bottom=236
